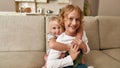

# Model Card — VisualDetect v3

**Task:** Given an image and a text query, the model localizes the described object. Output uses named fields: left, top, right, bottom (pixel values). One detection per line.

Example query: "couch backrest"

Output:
left=45, top=16, right=51, bottom=52
left=83, top=16, right=100, bottom=50
left=0, top=16, right=45, bottom=51
left=0, top=16, right=46, bottom=68
left=96, top=16, right=120, bottom=49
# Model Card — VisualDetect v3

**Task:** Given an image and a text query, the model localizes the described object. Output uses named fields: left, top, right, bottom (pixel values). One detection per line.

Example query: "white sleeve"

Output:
left=47, top=55, right=73, bottom=68
left=47, top=33, right=74, bottom=68
left=47, top=34, right=56, bottom=42
left=82, top=31, right=90, bottom=54
left=47, top=34, right=56, bottom=54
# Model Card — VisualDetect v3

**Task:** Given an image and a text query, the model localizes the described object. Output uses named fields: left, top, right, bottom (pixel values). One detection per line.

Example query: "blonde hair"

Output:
left=49, top=16, right=58, bottom=23
left=58, top=5, right=83, bottom=29
left=49, top=16, right=59, bottom=28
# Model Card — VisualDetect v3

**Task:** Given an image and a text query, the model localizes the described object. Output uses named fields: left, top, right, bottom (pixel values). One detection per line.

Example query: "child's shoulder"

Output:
left=57, top=32, right=73, bottom=41
left=47, top=33, right=57, bottom=41
left=56, top=33, right=65, bottom=41
left=57, top=33, right=65, bottom=38
left=48, top=34, right=56, bottom=38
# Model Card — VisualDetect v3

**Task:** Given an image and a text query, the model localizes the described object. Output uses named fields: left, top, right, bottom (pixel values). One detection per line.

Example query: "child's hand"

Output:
left=44, top=54, right=48, bottom=61
left=69, top=44, right=80, bottom=61
left=72, top=38, right=87, bottom=53
left=72, top=38, right=83, bottom=49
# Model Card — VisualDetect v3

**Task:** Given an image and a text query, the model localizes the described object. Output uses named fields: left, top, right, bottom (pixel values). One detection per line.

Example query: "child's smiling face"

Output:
left=50, top=21, right=64, bottom=37
left=64, top=10, right=81, bottom=36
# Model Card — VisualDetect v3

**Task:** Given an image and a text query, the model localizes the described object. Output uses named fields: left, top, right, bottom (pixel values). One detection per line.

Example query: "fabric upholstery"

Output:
left=96, top=16, right=120, bottom=49
left=83, top=16, right=99, bottom=50
left=84, top=50, right=120, bottom=68
left=102, top=48, right=120, bottom=62
left=0, top=16, right=45, bottom=51
left=0, top=16, right=45, bottom=68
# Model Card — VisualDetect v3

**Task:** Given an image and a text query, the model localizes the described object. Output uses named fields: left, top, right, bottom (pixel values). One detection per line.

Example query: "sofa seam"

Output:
left=101, top=51, right=120, bottom=62
left=96, top=16, right=101, bottom=50
left=44, top=16, right=47, bottom=53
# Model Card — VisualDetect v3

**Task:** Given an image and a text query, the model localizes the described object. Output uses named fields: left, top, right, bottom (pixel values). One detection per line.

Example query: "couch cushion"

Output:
left=83, top=16, right=99, bottom=50
left=0, top=51, right=45, bottom=68
left=0, top=16, right=45, bottom=51
left=102, top=48, right=120, bottom=62
left=84, top=50, right=120, bottom=68
left=96, top=16, right=120, bottom=49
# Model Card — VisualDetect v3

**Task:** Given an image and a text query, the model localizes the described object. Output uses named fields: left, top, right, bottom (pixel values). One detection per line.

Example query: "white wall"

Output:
left=37, top=0, right=84, bottom=14
left=36, top=1, right=67, bottom=14
left=0, top=0, right=15, bottom=11
left=71, top=0, right=84, bottom=11
left=98, top=0, right=120, bottom=16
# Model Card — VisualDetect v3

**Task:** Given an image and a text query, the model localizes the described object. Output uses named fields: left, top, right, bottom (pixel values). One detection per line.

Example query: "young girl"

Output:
left=43, top=16, right=64, bottom=68
left=43, top=16, right=83, bottom=68
left=46, top=5, right=90, bottom=68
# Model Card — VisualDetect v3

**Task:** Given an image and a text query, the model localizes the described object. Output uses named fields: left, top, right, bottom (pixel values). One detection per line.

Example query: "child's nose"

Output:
left=56, top=29, right=60, bottom=34
left=72, top=19, right=77, bottom=25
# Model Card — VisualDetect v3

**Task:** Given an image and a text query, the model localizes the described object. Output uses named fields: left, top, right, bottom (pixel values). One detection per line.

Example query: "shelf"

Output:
left=57, top=0, right=69, bottom=4
left=15, top=0, right=49, bottom=13
left=15, top=0, right=37, bottom=13
left=15, top=0, right=35, bottom=2
left=36, top=0, right=48, bottom=3
left=15, top=0, right=69, bottom=14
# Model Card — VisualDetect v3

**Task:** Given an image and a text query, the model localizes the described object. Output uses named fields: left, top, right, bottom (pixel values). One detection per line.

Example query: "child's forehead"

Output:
left=64, top=10, right=80, bottom=19
left=65, top=10, right=80, bottom=16
left=50, top=21, right=60, bottom=26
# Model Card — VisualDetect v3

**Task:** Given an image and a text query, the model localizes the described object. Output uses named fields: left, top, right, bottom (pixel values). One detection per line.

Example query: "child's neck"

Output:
left=65, top=31, right=77, bottom=37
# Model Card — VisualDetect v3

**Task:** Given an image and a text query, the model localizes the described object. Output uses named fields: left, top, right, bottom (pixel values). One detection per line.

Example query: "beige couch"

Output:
left=83, top=16, right=120, bottom=68
left=0, top=16, right=46, bottom=68
left=0, top=15, right=120, bottom=68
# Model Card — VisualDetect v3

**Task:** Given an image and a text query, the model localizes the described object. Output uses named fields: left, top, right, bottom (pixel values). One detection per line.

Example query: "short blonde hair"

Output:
left=49, top=16, right=58, bottom=23
left=49, top=16, right=59, bottom=28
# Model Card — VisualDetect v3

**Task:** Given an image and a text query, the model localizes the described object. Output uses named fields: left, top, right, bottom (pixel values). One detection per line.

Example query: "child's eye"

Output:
left=76, top=18, right=80, bottom=22
left=69, top=18, right=73, bottom=21
left=52, top=27, right=56, bottom=29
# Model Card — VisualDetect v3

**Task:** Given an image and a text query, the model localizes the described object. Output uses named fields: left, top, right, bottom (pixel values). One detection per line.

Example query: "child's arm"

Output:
left=76, top=26, right=83, bottom=39
left=49, top=38, right=70, bottom=51
left=73, top=26, right=89, bottom=53
left=79, top=40, right=87, bottom=53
